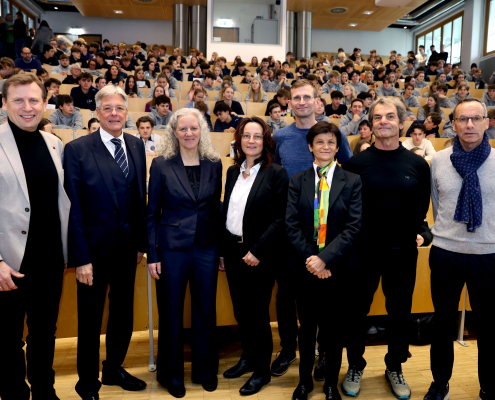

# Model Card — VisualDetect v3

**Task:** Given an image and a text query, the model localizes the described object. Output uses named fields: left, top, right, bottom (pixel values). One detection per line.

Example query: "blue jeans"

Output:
left=14, top=38, right=25, bottom=58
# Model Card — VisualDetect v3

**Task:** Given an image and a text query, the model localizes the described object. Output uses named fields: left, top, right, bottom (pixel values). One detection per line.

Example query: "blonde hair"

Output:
left=156, top=108, right=220, bottom=161
left=247, top=77, right=266, bottom=103
left=343, top=84, right=356, bottom=102
left=218, top=84, right=234, bottom=101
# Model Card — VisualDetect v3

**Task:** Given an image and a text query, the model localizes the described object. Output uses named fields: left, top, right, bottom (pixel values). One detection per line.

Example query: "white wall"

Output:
left=41, top=11, right=173, bottom=45
left=207, top=0, right=286, bottom=62
left=212, top=1, right=278, bottom=44
left=311, top=28, right=413, bottom=56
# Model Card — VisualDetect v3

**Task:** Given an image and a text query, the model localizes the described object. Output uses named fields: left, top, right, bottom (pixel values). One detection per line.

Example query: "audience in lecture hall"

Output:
left=2, top=18, right=495, bottom=400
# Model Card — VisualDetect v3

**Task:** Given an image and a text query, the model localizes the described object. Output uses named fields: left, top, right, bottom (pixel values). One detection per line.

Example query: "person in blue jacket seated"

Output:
left=405, top=112, right=442, bottom=138
left=231, top=61, right=248, bottom=77
left=14, top=47, right=42, bottom=72
left=217, top=56, right=231, bottom=76
left=213, top=102, right=243, bottom=132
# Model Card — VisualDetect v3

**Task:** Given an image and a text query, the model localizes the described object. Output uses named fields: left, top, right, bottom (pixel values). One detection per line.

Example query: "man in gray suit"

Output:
left=0, top=74, right=70, bottom=400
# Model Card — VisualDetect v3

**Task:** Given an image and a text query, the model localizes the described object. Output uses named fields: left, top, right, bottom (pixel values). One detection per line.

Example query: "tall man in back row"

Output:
left=424, top=98, right=495, bottom=400
left=64, top=86, right=148, bottom=400
left=343, top=97, right=431, bottom=399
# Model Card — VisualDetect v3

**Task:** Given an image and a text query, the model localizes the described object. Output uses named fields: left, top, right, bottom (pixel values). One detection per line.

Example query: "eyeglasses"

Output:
left=100, top=106, right=126, bottom=114
left=454, top=115, right=485, bottom=125
left=292, top=95, right=314, bottom=103
left=241, top=134, right=263, bottom=142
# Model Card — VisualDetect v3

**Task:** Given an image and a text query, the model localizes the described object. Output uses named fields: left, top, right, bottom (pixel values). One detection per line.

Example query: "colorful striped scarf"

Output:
left=314, top=160, right=335, bottom=251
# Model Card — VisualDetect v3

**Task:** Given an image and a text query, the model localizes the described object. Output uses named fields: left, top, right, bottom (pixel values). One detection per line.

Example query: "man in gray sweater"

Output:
left=48, top=95, right=83, bottom=130
left=339, top=99, right=368, bottom=136
left=425, top=98, right=495, bottom=400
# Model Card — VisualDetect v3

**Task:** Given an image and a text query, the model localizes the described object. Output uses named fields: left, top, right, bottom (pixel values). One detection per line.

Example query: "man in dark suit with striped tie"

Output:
left=64, top=85, right=148, bottom=400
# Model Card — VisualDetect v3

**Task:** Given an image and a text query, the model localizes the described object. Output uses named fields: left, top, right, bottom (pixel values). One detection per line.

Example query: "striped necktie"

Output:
left=110, top=138, right=128, bottom=177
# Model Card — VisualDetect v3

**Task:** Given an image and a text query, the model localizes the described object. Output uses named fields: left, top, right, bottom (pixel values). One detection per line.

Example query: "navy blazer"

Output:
left=64, top=130, right=148, bottom=268
left=220, top=163, right=289, bottom=261
left=147, top=153, right=222, bottom=263
left=286, top=164, right=362, bottom=276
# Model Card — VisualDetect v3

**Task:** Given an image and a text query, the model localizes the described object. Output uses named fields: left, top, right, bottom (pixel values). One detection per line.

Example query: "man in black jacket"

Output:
left=13, top=11, right=26, bottom=59
left=342, top=97, right=430, bottom=400
left=64, top=85, right=148, bottom=400
left=37, top=45, right=59, bottom=66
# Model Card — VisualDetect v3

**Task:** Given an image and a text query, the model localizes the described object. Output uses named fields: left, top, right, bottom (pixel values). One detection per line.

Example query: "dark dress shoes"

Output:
left=239, top=372, right=271, bottom=396
left=314, top=355, right=326, bottom=381
left=292, top=382, right=314, bottom=400
left=101, top=366, right=147, bottom=391
left=202, top=376, right=218, bottom=392
left=271, top=349, right=297, bottom=376
left=324, top=385, right=342, bottom=400
left=224, top=358, right=254, bottom=379
left=167, top=384, right=186, bottom=398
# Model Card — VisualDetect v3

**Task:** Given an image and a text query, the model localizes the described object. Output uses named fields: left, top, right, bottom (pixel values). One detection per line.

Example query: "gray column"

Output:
left=191, top=5, right=207, bottom=53
left=173, top=4, right=190, bottom=55
left=296, top=11, right=311, bottom=59
left=286, top=10, right=295, bottom=55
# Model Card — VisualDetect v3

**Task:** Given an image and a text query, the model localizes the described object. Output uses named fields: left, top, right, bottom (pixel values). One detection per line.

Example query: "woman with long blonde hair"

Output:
left=147, top=108, right=222, bottom=398
left=342, top=84, right=356, bottom=106
left=244, top=77, right=268, bottom=103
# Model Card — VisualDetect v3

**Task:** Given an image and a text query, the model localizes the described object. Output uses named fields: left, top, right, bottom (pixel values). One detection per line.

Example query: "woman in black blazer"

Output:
left=147, top=108, right=222, bottom=398
left=286, top=122, right=362, bottom=400
left=219, top=117, right=289, bottom=395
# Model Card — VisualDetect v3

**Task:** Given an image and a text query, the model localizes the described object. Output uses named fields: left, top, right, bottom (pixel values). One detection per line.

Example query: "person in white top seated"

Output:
left=134, top=116, right=162, bottom=155
left=401, top=123, right=436, bottom=160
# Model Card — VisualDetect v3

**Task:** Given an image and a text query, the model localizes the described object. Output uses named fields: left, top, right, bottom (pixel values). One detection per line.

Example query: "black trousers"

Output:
left=273, top=249, right=299, bottom=354
left=296, top=269, right=346, bottom=387
left=224, top=238, right=275, bottom=375
left=155, top=241, right=219, bottom=387
left=429, top=246, right=495, bottom=391
left=346, top=246, right=418, bottom=372
left=0, top=258, right=64, bottom=400
left=75, top=246, right=137, bottom=398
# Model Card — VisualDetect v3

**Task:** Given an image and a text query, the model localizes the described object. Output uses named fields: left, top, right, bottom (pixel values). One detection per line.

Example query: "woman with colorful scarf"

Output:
left=286, top=121, right=362, bottom=400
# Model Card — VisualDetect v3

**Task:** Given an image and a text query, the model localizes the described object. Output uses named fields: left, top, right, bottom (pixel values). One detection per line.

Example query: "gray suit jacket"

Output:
left=0, top=122, right=70, bottom=271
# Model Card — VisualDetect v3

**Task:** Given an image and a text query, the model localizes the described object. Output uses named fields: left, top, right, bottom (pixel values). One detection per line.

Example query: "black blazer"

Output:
left=221, top=162, right=289, bottom=261
left=147, top=153, right=222, bottom=263
left=64, top=130, right=148, bottom=268
left=286, top=164, right=362, bottom=276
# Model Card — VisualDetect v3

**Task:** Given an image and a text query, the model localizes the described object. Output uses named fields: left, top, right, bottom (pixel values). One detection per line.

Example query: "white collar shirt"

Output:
left=226, top=161, right=262, bottom=236
left=100, top=128, right=127, bottom=159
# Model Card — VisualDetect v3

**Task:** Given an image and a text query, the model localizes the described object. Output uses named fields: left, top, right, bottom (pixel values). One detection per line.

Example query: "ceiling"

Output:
left=45, top=0, right=431, bottom=30
left=288, top=0, right=430, bottom=31
left=67, top=0, right=205, bottom=20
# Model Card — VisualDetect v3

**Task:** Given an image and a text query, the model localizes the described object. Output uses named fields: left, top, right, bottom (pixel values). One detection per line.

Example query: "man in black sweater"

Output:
left=37, top=45, right=59, bottom=66
left=70, top=72, right=98, bottom=111
left=342, top=97, right=431, bottom=399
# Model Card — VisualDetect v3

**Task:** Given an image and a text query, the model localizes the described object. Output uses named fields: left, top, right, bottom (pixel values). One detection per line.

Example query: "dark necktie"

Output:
left=110, top=138, right=128, bottom=177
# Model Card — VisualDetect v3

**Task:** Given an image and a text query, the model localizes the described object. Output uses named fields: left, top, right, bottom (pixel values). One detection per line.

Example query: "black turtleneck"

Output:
left=343, top=142, right=431, bottom=248
left=9, top=119, right=63, bottom=268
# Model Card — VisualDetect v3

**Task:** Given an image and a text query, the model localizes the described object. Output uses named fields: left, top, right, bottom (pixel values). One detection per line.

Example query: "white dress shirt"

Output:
left=313, top=161, right=337, bottom=189
left=100, top=128, right=127, bottom=159
left=134, top=132, right=162, bottom=153
left=226, top=161, right=261, bottom=236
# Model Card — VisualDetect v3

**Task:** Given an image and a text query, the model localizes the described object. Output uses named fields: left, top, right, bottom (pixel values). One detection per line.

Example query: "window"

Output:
left=415, top=12, right=463, bottom=64
left=11, top=4, right=17, bottom=16
left=28, top=18, right=34, bottom=30
left=484, top=0, right=495, bottom=56
left=452, top=16, right=462, bottom=64
left=3, top=0, right=9, bottom=18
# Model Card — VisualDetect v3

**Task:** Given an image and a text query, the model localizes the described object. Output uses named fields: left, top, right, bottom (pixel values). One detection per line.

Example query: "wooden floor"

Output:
left=50, top=325, right=481, bottom=400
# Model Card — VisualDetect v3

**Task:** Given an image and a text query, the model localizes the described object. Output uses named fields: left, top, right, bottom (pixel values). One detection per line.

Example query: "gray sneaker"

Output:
left=386, top=369, right=411, bottom=399
left=342, top=368, right=363, bottom=396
